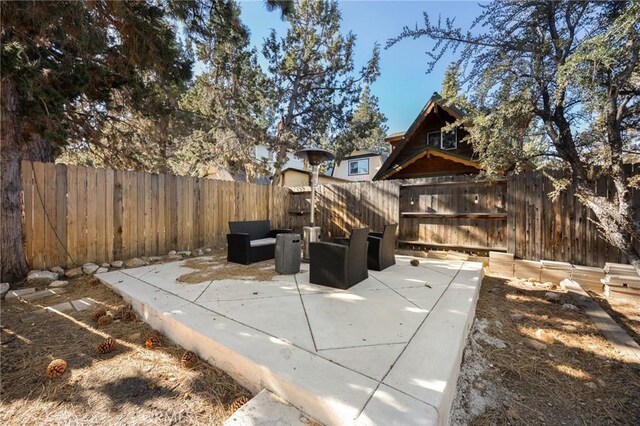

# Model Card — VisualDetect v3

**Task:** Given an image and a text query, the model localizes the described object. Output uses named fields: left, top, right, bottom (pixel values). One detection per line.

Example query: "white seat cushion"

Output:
left=250, top=237, right=277, bottom=248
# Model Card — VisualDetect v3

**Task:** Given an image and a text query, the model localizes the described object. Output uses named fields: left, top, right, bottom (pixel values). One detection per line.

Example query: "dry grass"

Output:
left=1, top=275, right=251, bottom=426
left=177, top=256, right=280, bottom=284
left=454, top=272, right=640, bottom=425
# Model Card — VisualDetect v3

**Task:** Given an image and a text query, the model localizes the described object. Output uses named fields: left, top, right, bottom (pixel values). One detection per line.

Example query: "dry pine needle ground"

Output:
left=452, top=273, right=640, bottom=425
left=1, top=275, right=251, bottom=426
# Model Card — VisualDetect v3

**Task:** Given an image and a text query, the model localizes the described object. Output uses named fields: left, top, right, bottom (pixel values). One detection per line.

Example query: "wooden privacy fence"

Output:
left=287, top=180, right=400, bottom=239
left=287, top=172, right=638, bottom=268
left=22, top=161, right=289, bottom=269
left=507, top=170, right=639, bottom=267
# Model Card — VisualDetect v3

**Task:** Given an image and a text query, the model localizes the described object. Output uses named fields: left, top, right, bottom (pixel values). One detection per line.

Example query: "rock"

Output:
left=585, top=382, right=598, bottom=390
left=96, top=267, right=108, bottom=274
left=49, top=280, right=69, bottom=288
left=195, top=249, right=204, bottom=256
left=124, top=258, right=146, bottom=268
left=561, top=303, right=579, bottom=311
left=20, top=288, right=66, bottom=302
left=101, top=262, right=110, bottom=268
left=534, top=329, right=555, bottom=344
left=177, top=250, right=191, bottom=257
left=65, top=267, right=84, bottom=279
left=511, top=313, right=525, bottom=321
left=168, top=250, right=177, bottom=256
left=49, top=266, right=65, bottom=276
left=525, top=339, right=548, bottom=351
left=139, top=257, right=151, bottom=265
left=82, top=263, right=100, bottom=275
left=110, top=260, right=124, bottom=268
left=597, top=379, right=606, bottom=387
left=148, top=256, right=162, bottom=262
left=544, top=292, right=560, bottom=302
left=1, top=282, right=10, bottom=296
left=27, top=270, right=59, bottom=282
left=204, top=248, right=212, bottom=253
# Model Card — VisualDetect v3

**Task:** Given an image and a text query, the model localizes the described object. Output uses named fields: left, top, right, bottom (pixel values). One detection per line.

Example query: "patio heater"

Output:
left=294, top=147, right=335, bottom=261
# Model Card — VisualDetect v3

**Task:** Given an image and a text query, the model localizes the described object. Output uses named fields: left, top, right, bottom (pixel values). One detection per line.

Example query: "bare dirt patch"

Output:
left=1, top=275, right=251, bottom=426
left=451, top=273, right=640, bottom=425
left=177, top=257, right=280, bottom=284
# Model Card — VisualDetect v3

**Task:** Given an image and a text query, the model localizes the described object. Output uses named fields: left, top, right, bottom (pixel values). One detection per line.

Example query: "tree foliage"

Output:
left=177, top=1, right=275, bottom=181
left=263, top=0, right=380, bottom=179
left=334, top=86, right=388, bottom=159
left=390, top=0, right=640, bottom=270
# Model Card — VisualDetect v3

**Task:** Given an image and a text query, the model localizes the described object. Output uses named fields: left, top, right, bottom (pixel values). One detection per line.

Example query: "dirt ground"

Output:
left=0, top=274, right=251, bottom=426
left=451, top=273, right=640, bottom=425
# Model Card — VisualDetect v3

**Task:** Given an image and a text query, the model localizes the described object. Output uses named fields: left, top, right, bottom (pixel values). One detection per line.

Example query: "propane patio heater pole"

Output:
left=294, top=148, right=335, bottom=262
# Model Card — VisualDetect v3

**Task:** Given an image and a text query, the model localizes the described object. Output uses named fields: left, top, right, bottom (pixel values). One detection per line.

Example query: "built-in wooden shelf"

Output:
left=399, top=179, right=507, bottom=189
left=400, top=212, right=507, bottom=219
left=398, top=240, right=508, bottom=252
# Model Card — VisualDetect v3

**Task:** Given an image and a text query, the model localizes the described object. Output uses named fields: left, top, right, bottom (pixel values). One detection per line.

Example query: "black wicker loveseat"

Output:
left=227, top=220, right=291, bottom=264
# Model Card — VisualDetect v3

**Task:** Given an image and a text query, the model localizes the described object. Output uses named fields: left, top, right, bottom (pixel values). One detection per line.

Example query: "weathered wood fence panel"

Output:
left=398, top=176, right=508, bottom=251
left=22, top=161, right=639, bottom=270
left=286, top=172, right=638, bottom=267
left=507, top=171, right=639, bottom=266
left=286, top=180, right=400, bottom=239
left=21, top=161, right=289, bottom=269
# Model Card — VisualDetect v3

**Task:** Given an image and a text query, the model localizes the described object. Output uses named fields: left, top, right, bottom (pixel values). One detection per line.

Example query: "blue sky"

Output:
left=236, top=0, right=485, bottom=134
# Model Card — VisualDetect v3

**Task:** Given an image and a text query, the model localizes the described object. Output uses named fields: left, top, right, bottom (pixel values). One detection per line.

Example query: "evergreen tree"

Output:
left=1, top=1, right=194, bottom=281
left=263, top=0, right=380, bottom=182
left=335, top=86, right=388, bottom=159
left=177, top=0, right=274, bottom=181
left=390, top=1, right=640, bottom=272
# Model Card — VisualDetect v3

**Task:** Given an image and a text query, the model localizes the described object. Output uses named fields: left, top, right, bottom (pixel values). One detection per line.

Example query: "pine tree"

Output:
left=335, top=86, right=388, bottom=160
left=178, top=1, right=274, bottom=181
left=263, top=0, right=380, bottom=182
left=1, top=1, right=192, bottom=281
left=390, top=1, right=640, bottom=273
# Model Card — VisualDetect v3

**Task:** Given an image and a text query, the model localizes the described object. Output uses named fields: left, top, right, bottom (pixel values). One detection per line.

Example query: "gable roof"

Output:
left=374, top=92, right=470, bottom=180
left=376, top=147, right=482, bottom=180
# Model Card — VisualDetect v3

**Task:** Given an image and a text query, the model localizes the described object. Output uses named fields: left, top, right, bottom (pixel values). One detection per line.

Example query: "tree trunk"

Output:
left=1, top=78, right=29, bottom=282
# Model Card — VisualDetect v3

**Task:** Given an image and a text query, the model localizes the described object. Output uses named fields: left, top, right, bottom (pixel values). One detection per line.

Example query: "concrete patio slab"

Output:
left=224, top=389, right=316, bottom=426
left=98, top=255, right=483, bottom=425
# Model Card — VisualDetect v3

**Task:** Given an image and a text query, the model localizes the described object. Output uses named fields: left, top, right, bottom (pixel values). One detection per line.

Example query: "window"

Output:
left=425, top=129, right=458, bottom=150
left=427, top=131, right=441, bottom=148
left=348, top=158, right=369, bottom=175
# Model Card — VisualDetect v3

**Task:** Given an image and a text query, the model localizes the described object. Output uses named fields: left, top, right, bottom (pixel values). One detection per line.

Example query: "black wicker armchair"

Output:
left=309, top=227, right=369, bottom=290
left=227, top=220, right=291, bottom=264
left=367, top=224, right=398, bottom=271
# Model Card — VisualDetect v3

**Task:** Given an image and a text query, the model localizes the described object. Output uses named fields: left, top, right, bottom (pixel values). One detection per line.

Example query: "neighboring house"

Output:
left=373, top=92, right=483, bottom=180
left=280, top=167, right=347, bottom=187
left=255, top=144, right=305, bottom=172
left=331, top=149, right=388, bottom=182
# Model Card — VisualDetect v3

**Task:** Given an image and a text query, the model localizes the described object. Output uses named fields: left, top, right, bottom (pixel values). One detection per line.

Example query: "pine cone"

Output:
left=181, top=351, right=198, bottom=369
left=87, top=276, right=99, bottom=286
left=114, top=305, right=135, bottom=322
left=46, top=359, right=67, bottom=379
left=96, top=337, right=117, bottom=354
left=92, top=308, right=107, bottom=323
left=145, top=335, right=161, bottom=349
left=410, top=259, right=420, bottom=267
left=97, top=315, right=112, bottom=326
left=226, top=394, right=250, bottom=416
